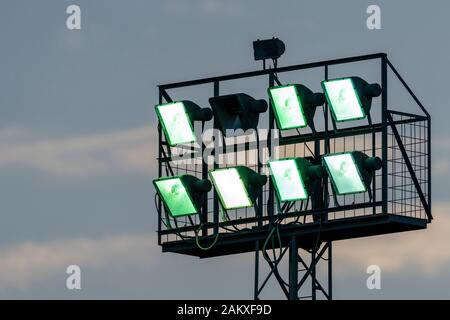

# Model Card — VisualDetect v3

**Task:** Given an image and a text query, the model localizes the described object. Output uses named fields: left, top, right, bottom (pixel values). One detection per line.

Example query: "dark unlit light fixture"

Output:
left=253, top=37, right=285, bottom=69
left=209, top=93, right=268, bottom=136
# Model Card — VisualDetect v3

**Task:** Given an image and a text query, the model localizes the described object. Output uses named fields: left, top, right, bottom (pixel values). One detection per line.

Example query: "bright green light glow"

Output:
left=323, top=153, right=366, bottom=195
left=154, top=177, right=197, bottom=217
left=155, top=102, right=196, bottom=146
left=269, top=159, right=308, bottom=202
left=269, top=85, right=307, bottom=130
left=209, top=168, right=252, bottom=209
left=323, top=79, right=365, bottom=122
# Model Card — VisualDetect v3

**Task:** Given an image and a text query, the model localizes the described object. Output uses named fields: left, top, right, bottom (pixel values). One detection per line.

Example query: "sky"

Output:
left=0, top=0, right=449, bottom=299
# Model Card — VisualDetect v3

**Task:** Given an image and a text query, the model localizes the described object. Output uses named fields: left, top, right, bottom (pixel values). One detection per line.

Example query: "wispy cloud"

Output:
left=0, top=234, right=157, bottom=291
left=334, top=202, right=450, bottom=274
left=432, top=136, right=450, bottom=175
left=433, top=159, right=450, bottom=175
left=0, top=127, right=155, bottom=177
left=1, top=203, right=449, bottom=292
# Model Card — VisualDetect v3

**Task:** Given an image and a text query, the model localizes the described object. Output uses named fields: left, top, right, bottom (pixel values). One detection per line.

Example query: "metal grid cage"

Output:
left=387, top=112, right=429, bottom=220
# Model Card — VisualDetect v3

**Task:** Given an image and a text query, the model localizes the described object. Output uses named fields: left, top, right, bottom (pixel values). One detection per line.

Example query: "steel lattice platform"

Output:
left=161, top=214, right=427, bottom=258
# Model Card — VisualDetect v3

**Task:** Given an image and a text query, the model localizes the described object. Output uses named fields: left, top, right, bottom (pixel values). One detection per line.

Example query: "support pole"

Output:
left=381, top=54, right=388, bottom=214
left=267, top=72, right=275, bottom=224
left=254, top=240, right=260, bottom=300
left=328, top=241, right=333, bottom=300
left=289, top=236, right=298, bottom=300
left=311, top=248, right=317, bottom=300
left=213, top=81, right=220, bottom=235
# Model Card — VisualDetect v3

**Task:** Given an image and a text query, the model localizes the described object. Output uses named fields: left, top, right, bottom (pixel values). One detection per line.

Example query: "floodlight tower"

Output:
left=154, top=39, right=432, bottom=300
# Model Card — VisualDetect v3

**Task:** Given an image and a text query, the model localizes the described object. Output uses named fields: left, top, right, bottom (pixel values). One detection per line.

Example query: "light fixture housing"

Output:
left=321, top=77, right=381, bottom=122
left=322, top=151, right=382, bottom=195
left=155, top=101, right=213, bottom=146
left=208, top=93, right=268, bottom=136
left=268, top=84, right=324, bottom=131
left=209, top=166, right=267, bottom=210
left=153, top=175, right=211, bottom=217
left=253, top=38, right=286, bottom=61
left=268, top=157, right=323, bottom=202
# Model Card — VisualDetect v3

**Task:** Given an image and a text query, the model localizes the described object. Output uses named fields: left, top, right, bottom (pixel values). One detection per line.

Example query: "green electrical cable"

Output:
left=262, top=225, right=278, bottom=264
left=194, top=223, right=220, bottom=251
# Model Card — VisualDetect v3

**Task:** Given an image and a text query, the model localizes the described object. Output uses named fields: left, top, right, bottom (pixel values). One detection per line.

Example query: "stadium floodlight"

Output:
left=253, top=37, right=286, bottom=61
left=155, top=101, right=213, bottom=146
left=153, top=175, right=212, bottom=217
left=322, top=151, right=382, bottom=195
left=268, top=158, right=323, bottom=202
left=208, top=93, right=268, bottom=136
left=209, top=166, right=267, bottom=210
left=268, top=84, right=325, bottom=131
left=321, top=77, right=381, bottom=122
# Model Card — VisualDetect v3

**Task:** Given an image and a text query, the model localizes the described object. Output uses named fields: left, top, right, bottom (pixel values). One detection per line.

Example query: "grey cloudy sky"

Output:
left=0, top=0, right=449, bottom=299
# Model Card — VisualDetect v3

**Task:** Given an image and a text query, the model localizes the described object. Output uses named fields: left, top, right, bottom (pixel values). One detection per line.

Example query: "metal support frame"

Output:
left=253, top=236, right=331, bottom=300
left=155, top=53, right=431, bottom=300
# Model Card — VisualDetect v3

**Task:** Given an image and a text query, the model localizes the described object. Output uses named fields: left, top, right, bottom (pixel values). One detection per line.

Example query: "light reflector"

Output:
left=155, top=102, right=196, bottom=146
left=268, top=159, right=308, bottom=201
left=153, top=177, right=198, bottom=217
left=323, top=153, right=366, bottom=195
left=209, top=93, right=267, bottom=135
left=269, top=85, right=307, bottom=130
left=209, top=168, right=252, bottom=209
left=322, top=78, right=365, bottom=122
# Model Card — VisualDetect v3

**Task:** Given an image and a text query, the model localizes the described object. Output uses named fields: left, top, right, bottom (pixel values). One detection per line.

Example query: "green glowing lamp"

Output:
left=322, top=151, right=382, bottom=195
left=268, top=158, right=323, bottom=202
left=209, top=166, right=267, bottom=210
left=155, top=101, right=213, bottom=146
left=268, top=84, right=324, bottom=131
left=153, top=175, right=211, bottom=217
left=321, top=77, right=381, bottom=122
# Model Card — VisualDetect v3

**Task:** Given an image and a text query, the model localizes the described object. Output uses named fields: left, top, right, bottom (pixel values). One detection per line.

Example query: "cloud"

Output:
left=1, top=203, right=449, bottom=292
left=0, top=127, right=156, bottom=177
left=334, top=202, right=450, bottom=275
left=0, top=234, right=157, bottom=291
left=433, top=159, right=450, bottom=175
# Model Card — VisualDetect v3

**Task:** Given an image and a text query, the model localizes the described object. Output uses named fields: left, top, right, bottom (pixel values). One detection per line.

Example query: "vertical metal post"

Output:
left=327, top=241, right=332, bottom=300
left=311, top=65, right=327, bottom=222
left=372, top=65, right=377, bottom=215
left=289, top=236, right=298, bottom=300
left=318, top=68, right=333, bottom=300
left=213, top=81, right=220, bottom=234
left=324, top=65, right=329, bottom=143
left=372, top=125, right=377, bottom=215
left=381, top=54, right=388, bottom=214
left=202, top=120, right=208, bottom=237
left=157, top=89, right=163, bottom=246
left=267, top=72, right=275, bottom=225
left=310, top=65, right=329, bottom=224
left=254, top=240, right=260, bottom=300
left=427, top=117, right=431, bottom=215
left=311, top=248, right=317, bottom=300
left=324, top=64, right=330, bottom=159
left=312, top=159, right=324, bottom=221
